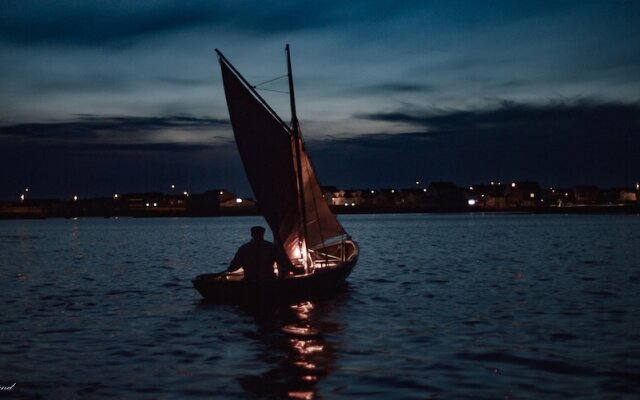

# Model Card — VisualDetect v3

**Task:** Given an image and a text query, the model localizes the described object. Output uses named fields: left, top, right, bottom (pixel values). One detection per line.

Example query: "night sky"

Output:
left=1, top=0, right=639, bottom=200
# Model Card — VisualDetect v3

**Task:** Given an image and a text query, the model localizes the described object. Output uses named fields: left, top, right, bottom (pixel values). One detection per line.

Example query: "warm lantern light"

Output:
left=530, top=193, right=535, bottom=198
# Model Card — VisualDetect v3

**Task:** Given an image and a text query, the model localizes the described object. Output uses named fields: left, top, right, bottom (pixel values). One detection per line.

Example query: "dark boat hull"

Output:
left=192, top=256, right=358, bottom=304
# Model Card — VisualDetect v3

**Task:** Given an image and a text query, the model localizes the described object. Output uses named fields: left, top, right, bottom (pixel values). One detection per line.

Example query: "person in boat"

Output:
left=226, top=226, right=293, bottom=280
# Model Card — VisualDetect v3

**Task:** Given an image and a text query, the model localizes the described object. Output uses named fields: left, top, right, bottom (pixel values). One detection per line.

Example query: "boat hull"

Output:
left=192, top=256, right=358, bottom=304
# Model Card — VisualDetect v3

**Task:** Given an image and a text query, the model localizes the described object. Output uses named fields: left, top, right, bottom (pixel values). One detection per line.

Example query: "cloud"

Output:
left=358, top=99, right=640, bottom=136
left=0, top=1, right=421, bottom=46
left=0, top=115, right=229, bottom=148
left=358, top=83, right=435, bottom=95
left=309, top=99, right=640, bottom=188
left=0, top=1, right=223, bottom=46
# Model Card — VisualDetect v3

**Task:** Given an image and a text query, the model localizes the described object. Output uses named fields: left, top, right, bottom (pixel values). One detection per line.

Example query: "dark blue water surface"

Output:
left=1, top=214, right=639, bottom=399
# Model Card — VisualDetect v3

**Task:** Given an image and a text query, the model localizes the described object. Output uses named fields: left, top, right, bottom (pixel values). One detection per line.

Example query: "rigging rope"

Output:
left=255, top=88, right=289, bottom=94
left=251, top=74, right=288, bottom=90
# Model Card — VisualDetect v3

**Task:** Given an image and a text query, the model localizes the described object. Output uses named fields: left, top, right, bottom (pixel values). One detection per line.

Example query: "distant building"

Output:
left=424, top=181, right=467, bottom=210
left=468, top=183, right=507, bottom=209
left=544, top=188, right=574, bottom=207
left=574, top=185, right=599, bottom=205
left=186, top=190, right=220, bottom=216
left=505, top=181, right=543, bottom=208
left=400, top=188, right=427, bottom=208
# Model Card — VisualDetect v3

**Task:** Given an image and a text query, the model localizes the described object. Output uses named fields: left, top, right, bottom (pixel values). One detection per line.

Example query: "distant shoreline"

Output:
left=1, top=204, right=638, bottom=220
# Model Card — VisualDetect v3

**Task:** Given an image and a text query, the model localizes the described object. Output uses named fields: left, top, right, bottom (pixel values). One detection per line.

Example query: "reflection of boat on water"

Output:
left=237, top=299, right=342, bottom=399
left=193, top=45, right=358, bottom=303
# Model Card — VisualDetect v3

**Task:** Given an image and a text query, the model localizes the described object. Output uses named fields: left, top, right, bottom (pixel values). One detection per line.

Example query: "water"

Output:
left=1, top=214, right=639, bottom=399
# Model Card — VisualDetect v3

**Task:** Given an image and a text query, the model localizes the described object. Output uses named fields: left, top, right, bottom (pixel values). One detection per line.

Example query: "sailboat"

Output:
left=192, top=45, right=359, bottom=302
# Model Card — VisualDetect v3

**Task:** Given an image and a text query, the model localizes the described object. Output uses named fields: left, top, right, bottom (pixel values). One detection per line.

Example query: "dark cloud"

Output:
left=0, top=1, right=421, bottom=46
left=0, top=1, right=223, bottom=46
left=360, top=100, right=640, bottom=136
left=0, top=113, right=239, bottom=199
left=0, top=115, right=228, bottom=143
left=311, top=100, right=640, bottom=189
left=359, top=83, right=435, bottom=95
left=1, top=100, right=638, bottom=200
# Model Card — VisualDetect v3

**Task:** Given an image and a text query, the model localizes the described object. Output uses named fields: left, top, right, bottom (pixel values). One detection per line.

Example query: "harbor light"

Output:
left=512, top=182, right=516, bottom=187
left=153, top=202, right=158, bottom=207
left=530, top=193, right=535, bottom=198
left=220, top=191, right=224, bottom=195
left=20, top=194, right=25, bottom=201
left=113, top=193, right=119, bottom=199
left=236, top=198, right=243, bottom=204
left=171, top=184, right=175, bottom=190
left=183, top=191, right=189, bottom=196
left=73, top=195, right=78, bottom=201
left=468, top=199, right=477, bottom=206
left=469, top=186, right=474, bottom=191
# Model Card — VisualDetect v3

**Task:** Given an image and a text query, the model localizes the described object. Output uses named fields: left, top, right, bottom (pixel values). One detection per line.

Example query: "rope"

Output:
left=255, top=88, right=289, bottom=94
left=251, top=74, right=288, bottom=88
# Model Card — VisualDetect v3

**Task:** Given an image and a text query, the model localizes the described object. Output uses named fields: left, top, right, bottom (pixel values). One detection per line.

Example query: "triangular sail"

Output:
left=295, top=135, right=347, bottom=250
left=219, top=54, right=346, bottom=263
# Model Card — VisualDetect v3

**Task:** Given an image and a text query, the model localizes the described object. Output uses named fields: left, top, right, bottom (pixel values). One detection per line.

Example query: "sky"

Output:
left=1, top=0, right=639, bottom=200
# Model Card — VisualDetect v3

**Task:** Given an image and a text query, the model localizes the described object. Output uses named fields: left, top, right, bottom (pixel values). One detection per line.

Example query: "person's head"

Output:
left=250, top=226, right=266, bottom=240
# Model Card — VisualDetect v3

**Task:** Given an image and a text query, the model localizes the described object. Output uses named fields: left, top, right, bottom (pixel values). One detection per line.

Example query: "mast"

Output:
left=286, top=44, right=310, bottom=265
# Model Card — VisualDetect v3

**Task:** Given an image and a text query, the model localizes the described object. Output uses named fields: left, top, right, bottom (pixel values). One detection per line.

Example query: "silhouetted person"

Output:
left=227, top=226, right=292, bottom=281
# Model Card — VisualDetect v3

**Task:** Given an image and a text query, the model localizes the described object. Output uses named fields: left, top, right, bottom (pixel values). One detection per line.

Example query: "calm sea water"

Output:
left=1, top=214, right=639, bottom=399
